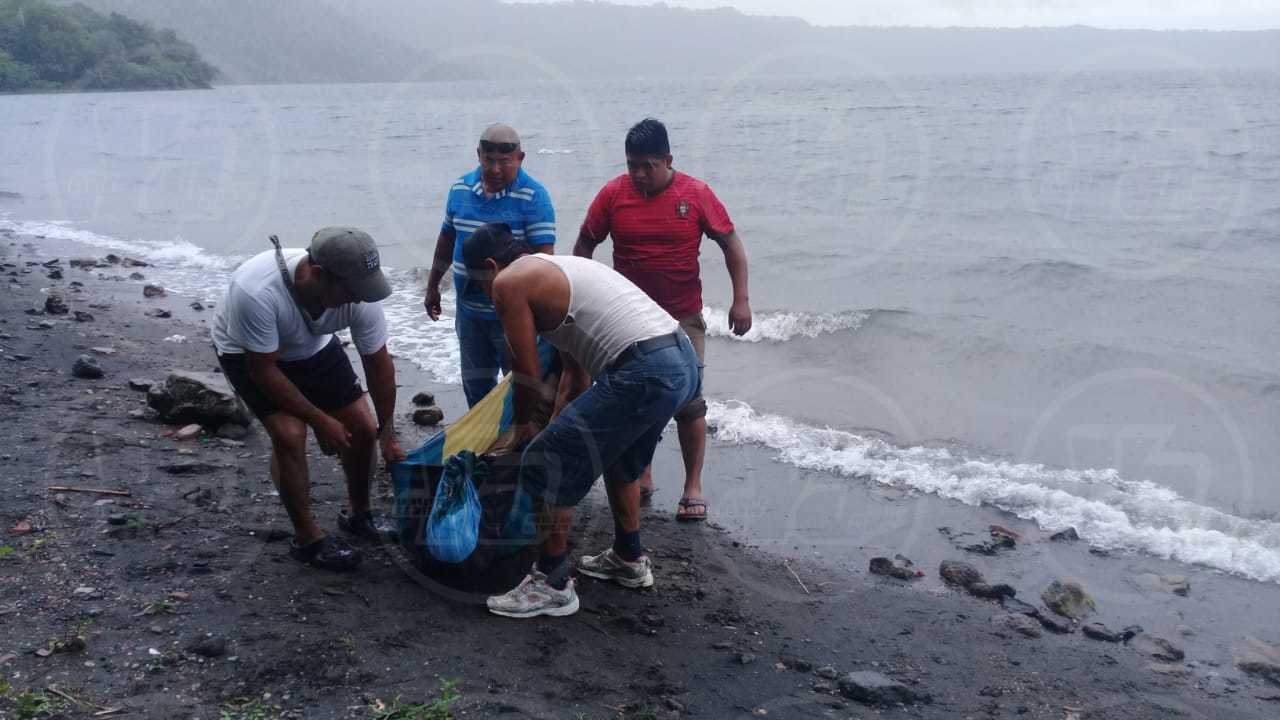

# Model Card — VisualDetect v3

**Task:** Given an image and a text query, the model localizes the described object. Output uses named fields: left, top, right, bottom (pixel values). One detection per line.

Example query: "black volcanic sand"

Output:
left=2, top=230, right=1279, bottom=719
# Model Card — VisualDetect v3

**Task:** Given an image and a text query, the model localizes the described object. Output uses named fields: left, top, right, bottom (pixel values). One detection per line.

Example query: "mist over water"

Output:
left=2, top=69, right=1278, bottom=581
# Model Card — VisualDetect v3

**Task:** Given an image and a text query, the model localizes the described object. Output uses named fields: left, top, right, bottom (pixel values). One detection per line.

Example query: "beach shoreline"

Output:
left=2, top=229, right=1279, bottom=719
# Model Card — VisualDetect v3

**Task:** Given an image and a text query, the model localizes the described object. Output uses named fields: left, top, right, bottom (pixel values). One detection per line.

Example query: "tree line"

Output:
left=0, top=0, right=216, bottom=92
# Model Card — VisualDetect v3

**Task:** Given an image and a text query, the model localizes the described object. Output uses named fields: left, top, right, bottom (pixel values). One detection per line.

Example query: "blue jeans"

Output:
left=518, top=332, right=701, bottom=508
left=456, top=313, right=510, bottom=408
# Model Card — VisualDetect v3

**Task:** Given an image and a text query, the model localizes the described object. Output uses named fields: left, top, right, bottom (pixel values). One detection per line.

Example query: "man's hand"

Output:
left=380, top=433, right=406, bottom=464
left=729, top=298, right=753, bottom=336
left=489, top=421, right=540, bottom=457
left=424, top=283, right=442, bottom=321
left=311, top=414, right=352, bottom=456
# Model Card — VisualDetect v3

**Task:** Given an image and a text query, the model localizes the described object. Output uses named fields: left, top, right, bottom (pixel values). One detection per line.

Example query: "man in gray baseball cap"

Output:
left=309, top=226, right=393, bottom=303
left=212, top=226, right=405, bottom=571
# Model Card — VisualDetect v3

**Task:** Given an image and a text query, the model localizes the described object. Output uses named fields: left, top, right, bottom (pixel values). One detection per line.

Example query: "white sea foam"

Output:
left=708, top=399, right=1280, bottom=584
left=0, top=216, right=240, bottom=300
left=379, top=279, right=462, bottom=384
left=536, top=148, right=575, bottom=155
left=1, top=218, right=240, bottom=272
left=702, top=306, right=870, bottom=343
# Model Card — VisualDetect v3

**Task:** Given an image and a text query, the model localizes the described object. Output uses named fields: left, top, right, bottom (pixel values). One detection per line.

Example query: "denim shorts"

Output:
left=517, top=332, right=701, bottom=508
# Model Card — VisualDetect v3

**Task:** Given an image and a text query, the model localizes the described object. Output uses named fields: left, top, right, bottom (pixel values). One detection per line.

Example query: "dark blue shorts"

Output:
left=517, top=332, right=701, bottom=508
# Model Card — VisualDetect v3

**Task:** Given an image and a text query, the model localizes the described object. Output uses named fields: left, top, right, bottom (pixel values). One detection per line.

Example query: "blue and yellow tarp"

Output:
left=393, top=341, right=557, bottom=471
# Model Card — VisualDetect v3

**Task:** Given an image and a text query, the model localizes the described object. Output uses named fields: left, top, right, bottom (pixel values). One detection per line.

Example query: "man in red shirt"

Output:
left=575, top=118, right=752, bottom=522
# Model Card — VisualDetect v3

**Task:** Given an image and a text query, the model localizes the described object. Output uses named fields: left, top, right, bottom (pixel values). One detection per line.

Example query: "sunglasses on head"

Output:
left=480, top=140, right=520, bottom=154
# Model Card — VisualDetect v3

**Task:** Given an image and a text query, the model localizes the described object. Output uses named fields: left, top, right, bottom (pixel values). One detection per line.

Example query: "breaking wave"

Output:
left=707, top=400, right=1280, bottom=584
left=702, top=307, right=872, bottom=343
left=0, top=215, right=240, bottom=299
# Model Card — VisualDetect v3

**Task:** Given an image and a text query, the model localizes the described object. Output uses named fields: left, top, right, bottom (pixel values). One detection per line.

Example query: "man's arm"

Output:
left=573, top=229, right=600, bottom=259
left=575, top=184, right=613, bottom=259
left=424, top=227, right=456, bottom=321
left=552, top=350, right=590, bottom=420
left=489, top=271, right=549, bottom=453
left=710, top=230, right=752, bottom=336
left=247, top=351, right=351, bottom=452
left=359, top=345, right=405, bottom=462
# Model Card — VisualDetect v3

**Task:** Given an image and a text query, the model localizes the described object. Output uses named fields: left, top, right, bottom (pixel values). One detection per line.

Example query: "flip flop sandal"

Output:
left=676, top=497, right=708, bottom=523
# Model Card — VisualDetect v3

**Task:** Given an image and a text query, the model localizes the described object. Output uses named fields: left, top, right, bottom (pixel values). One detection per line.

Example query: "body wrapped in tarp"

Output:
left=391, top=344, right=555, bottom=574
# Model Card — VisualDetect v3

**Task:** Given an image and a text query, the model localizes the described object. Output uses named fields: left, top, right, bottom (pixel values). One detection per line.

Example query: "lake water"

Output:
left=3, top=71, right=1279, bottom=582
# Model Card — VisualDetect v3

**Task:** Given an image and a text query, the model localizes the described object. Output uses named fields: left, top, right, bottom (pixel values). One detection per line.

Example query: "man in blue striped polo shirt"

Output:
left=424, top=124, right=557, bottom=406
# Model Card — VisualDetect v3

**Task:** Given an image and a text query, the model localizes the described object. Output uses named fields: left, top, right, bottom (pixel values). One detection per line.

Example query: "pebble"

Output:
left=994, top=612, right=1043, bottom=638
left=1082, top=623, right=1125, bottom=643
left=839, top=671, right=930, bottom=706
left=215, top=423, right=249, bottom=441
left=1042, top=579, right=1096, bottom=619
left=174, top=424, right=203, bottom=441
left=412, top=406, right=445, bottom=426
left=44, top=293, right=69, bottom=315
left=1129, top=634, right=1185, bottom=662
left=188, top=636, right=227, bottom=658
left=72, top=354, right=104, bottom=379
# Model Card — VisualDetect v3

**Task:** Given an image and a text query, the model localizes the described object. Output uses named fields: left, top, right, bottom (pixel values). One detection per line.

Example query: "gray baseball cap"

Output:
left=307, top=226, right=392, bottom=303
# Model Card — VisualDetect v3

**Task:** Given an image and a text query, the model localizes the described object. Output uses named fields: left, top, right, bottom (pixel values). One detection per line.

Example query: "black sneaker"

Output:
left=337, top=509, right=398, bottom=542
left=289, top=535, right=362, bottom=571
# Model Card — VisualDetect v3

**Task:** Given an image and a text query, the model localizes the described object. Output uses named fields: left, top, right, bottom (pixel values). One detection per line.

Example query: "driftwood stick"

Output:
left=46, top=486, right=131, bottom=497
left=784, top=560, right=811, bottom=595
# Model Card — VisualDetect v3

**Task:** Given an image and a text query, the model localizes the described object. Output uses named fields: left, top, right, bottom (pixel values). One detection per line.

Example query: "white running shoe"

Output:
left=576, top=547, right=654, bottom=588
left=486, top=567, right=580, bottom=619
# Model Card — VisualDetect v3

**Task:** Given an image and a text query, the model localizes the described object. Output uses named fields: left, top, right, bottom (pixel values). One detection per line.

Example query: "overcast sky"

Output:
left=509, top=1, right=1280, bottom=30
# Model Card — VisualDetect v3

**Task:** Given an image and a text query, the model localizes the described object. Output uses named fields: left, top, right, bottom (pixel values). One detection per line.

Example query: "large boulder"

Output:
left=1042, top=580, right=1096, bottom=619
left=147, top=371, right=250, bottom=429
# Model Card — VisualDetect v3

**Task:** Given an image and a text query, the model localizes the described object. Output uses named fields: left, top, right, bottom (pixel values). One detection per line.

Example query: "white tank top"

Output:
left=523, top=254, right=678, bottom=377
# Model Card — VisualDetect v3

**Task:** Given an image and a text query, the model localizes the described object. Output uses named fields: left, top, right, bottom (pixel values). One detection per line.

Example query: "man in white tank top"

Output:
left=462, top=223, right=701, bottom=619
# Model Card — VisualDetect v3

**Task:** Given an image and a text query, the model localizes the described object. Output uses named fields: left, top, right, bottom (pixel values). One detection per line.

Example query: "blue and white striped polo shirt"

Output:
left=442, top=167, right=556, bottom=319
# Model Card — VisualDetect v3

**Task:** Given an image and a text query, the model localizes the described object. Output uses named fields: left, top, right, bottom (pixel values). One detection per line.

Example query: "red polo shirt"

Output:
left=580, top=172, right=735, bottom=320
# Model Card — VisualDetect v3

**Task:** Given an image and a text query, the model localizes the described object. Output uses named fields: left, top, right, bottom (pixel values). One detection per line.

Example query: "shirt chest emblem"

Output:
left=676, top=200, right=690, bottom=218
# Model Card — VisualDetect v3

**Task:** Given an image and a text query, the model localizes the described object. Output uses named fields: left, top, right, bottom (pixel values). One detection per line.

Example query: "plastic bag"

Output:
left=424, top=450, right=485, bottom=563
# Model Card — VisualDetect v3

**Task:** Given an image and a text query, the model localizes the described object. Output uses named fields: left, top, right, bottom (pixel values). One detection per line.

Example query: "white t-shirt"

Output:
left=212, top=249, right=389, bottom=362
